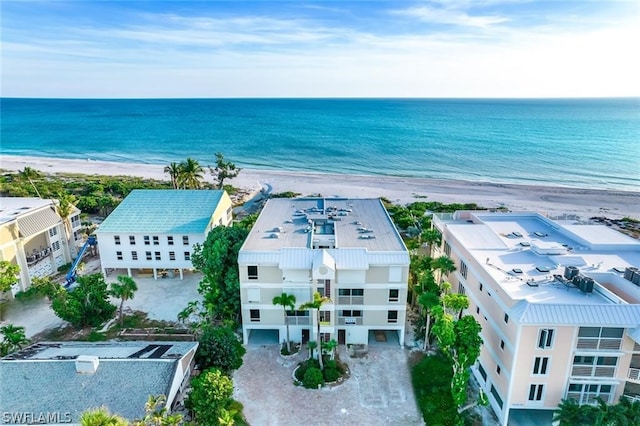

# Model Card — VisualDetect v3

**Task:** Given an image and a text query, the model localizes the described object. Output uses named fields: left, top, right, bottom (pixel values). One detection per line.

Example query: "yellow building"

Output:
left=432, top=211, right=640, bottom=425
left=238, top=198, right=409, bottom=346
left=0, top=197, right=82, bottom=295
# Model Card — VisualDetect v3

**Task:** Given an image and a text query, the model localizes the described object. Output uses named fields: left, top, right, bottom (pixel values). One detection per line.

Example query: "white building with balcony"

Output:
left=431, top=211, right=640, bottom=425
left=238, top=197, right=409, bottom=347
left=0, top=197, right=82, bottom=295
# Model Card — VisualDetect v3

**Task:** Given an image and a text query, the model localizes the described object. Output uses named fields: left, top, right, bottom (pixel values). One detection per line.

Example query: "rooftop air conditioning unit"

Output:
left=75, top=355, right=99, bottom=374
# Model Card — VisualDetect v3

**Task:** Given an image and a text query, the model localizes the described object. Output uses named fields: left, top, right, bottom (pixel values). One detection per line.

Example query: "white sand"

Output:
left=2, top=155, right=639, bottom=219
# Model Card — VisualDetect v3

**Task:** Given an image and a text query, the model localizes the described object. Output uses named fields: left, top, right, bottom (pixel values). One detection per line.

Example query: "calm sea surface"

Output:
left=1, top=98, right=639, bottom=191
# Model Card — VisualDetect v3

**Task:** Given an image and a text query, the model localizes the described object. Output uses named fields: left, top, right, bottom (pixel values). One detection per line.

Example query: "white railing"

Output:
left=628, top=367, right=640, bottom=382
left=623, top=394, right=640, bottom=403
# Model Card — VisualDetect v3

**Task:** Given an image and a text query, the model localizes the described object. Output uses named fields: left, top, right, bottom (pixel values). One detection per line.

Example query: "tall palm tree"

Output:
left=272, top=293, right=296, bottom=353
left=79, top=407, right=128, bottom=426
left=19, top=167, right=42, bottom=198
left=56, top=192, right=78, bottom=258
left=164, top=162, right=181, bottom=189
left=0, top=324, right=29, bottom=356
left=553, top=398, right=595, bottom=426
left=299, top=291, right=331, bottom=371
left=418, top=290, right=440, bottom=351
left=110, top=276, right=138, bottom=327
left=178, top=158, right=204, bottom=189
left=594, top=397, right=628, bottom=426
left=431, top=255, right=457, bottom=283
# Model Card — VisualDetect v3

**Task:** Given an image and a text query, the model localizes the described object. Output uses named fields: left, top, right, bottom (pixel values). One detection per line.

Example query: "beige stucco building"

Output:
left=431, top=211, right=640, bottom=425
left=96, top=189, right=232, bottom=280
left=238, top=198, right=409, bottom=347
left=0, top=197, right=82, bottom=295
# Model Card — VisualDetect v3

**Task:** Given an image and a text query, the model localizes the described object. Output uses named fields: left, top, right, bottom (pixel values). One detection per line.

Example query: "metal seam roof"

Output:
left=17, top=207, right=61, bottom=237
left=517, top=303, right=640, bottom=327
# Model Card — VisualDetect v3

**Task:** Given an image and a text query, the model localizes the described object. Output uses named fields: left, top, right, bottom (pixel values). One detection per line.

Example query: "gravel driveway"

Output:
left=233, top=344, right=423, bottom=426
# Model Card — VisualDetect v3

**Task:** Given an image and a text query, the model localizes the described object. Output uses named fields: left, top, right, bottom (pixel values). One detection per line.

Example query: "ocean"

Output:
left=1, top=98, right=639, bottom=191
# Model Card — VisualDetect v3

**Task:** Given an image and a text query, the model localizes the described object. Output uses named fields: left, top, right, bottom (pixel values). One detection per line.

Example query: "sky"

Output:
left=1, top=0, right=639, bottom=98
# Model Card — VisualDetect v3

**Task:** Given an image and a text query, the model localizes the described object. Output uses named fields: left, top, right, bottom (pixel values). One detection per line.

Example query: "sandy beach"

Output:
left=1, top=155, right=639, bottom=219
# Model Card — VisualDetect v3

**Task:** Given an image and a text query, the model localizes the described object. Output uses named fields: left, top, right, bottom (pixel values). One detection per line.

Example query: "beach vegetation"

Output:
left=191, top=225, right=249, bottom=324
left=50, top=273, right=117, bottom=328
left=209, top=152, right=241, bottom=189
left=177, top=157, right=205, bottom=189
left=270, top=191, right=301, bottom=198
left=0, top=261, right=20, bottom=320
left=79, top=406, right=128, bottom=426
left=553, top=396, right=640, bottom=426
left=195, top=325, right=246, bottom=374
left=163, top=162, right=182, bottom=189
left=109, top=275, right=138, bottom=327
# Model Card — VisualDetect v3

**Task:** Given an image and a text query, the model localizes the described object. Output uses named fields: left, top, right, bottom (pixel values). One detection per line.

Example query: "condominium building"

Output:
left=431, top=211, right=640, bottom=425
left=0, top=197, right=82, bottom=295
left=96, top=189, right=232, bottom=280
left=238, top=198, right=409, bottom=346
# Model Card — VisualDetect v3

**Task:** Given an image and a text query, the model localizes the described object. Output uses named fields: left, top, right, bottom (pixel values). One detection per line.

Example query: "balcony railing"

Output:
left=628, top=367, right=640, bottom=383
left=576, top=338, right=622, bottom=351
left=623, top=394, right=640, bottom=404
left=286, top=317, right=310, bottom=326
left=26, top=247, right=53, bottom=266
left=571, top=365, right=616, bottom=378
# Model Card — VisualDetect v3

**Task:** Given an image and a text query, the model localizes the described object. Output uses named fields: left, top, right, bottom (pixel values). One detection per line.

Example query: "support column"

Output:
left=153, top=268, right=157, bottom=280
left=127, top=268, right=131, bottom=277
left=179, top=269, right=184, bottom=280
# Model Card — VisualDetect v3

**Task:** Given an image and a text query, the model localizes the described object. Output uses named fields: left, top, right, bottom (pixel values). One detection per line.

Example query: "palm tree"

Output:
left=272, top=293, right=296, bottom=353
left=110, top=276, right=138, bottom=327
left=164, top=162, right=181, bottom=189
left=299, top=291, right=331, bottom=371
left=178, top=158, right=204, bottom=189
left=619, top=396, right=640, bottom=424
left=553, top=398, right=595, bottom=426
left=594, top=397, right=628, bottom=426
left=19, top=167, right=42, bottom=197
left=418, top=290, right=440, bottom=351
left=0, top=324, right=29, bottom=356
left=307, top=341, right=317, bottom=360
left=80, top=407, right=128, bottom=426
left=321, top=339, right=338, bottom=360
left=56, top=192, right=78, bottom=258
left=431, top=255, right=457, bottom=283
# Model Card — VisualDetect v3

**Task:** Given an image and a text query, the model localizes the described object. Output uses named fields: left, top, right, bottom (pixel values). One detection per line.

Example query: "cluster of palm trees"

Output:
left=164, top=158, right=205, bottom=189
left=553, top=397, right=640, bottom=425
left=0, top=324, right=29, bottom=357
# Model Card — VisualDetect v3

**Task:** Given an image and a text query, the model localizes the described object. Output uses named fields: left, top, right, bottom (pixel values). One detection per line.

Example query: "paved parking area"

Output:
left=233, top=344, right=423, bottom=426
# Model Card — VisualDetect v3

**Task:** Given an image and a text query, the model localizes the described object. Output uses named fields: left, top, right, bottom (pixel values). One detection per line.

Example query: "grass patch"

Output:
left=411, top=352, right=461, bottom=425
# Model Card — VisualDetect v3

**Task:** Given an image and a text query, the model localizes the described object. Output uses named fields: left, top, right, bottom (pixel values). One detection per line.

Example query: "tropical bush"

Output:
left=302, top=367, right=324, bottom=389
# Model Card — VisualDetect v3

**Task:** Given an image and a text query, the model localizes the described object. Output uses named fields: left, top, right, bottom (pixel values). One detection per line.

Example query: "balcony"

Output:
left=628, top=368, right=640, bottom=383
left=26, top=247, right=53, bottom=266
left=337, top=296, right=364, bottom=305
left=571, top=365, right=616, bottom=378
left=286, top=317, right=310, bottom=326
left=338, top=317, right=363, bottom=326
left=576, top=338, right=622, bottom=351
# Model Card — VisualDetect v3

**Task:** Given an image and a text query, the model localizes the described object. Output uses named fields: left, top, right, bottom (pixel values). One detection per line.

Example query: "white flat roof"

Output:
left=0, top=197, right=55, bottom=225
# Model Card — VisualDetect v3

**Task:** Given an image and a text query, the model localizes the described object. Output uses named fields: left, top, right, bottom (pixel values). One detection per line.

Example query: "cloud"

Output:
left=393, top=5, right=509, bottom=28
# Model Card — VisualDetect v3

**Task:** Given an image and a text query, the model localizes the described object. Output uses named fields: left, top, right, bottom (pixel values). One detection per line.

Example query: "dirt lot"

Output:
left=233, top=344, right=423, bottom=426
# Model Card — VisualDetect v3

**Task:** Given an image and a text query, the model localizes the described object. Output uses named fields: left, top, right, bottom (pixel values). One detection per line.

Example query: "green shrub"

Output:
left=294, top=359, right=320, bottom=381
left=412, top=353, right=461, bottom=425
left=323, top=367, right=340, bottom=382
left=303, top=367, right=324, bottom=389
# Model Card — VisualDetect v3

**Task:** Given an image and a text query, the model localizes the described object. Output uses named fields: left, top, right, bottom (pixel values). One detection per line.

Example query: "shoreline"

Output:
left=1, top=154, right=639, bottom=219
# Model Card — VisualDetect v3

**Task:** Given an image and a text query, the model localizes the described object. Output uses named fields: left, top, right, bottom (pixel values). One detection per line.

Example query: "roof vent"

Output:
left=75, top=355, right=99, bottom=374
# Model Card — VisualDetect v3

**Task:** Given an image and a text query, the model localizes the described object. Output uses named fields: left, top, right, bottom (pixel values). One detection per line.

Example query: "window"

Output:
left=533, top=357, right=549, bottom=375
left=52, top=241, right=60, bottom=251
left=49, top=227, right=58, bottom=237
left=146, top=251, right=152, bottom=260
left=476, top=307, right=480, bottom=315
left=500, top=340, right=505, bottom=350
left=572, top=355, right=618, bottom=377
left=183, top=236, right=189, bottom=245
left=528, top=384, right=544, bottom=401
left=388, top=310, right=398, bottom=323
left=71, top=215, right=81, bottom=227
left=247, top=288, right=260, bottom=303
left=248, top=266, right=258, bottom=280
left=131, top=251, right=138, bottom=261
left=116, top=251, right=123, bottom=260
left=490, top=385, right=503, bottom=409
left=567, top=383, right=614, bottom=405
left=577, top=327, right=623, bottom=350
left=317, top=279, right=331, bottom=297
left=338, top=288, right=364, bottom=304
left=479, top=283, right=483, bottom=292
left=155, top=251, right=161, bottom=261
left=114, top=235, right=121, bottom=245
left=444, top=241, right=451, bottom=257
left=538, top=328, right=555, bottom=349
left=250, top=309, right=260, bottom=322
left=389, top=289, right=399, bottom=302
left=319, top=311, right=331, bottom=323
left=144, top=236, right=150, bottom=245
left=460, top=261, right=468, bottom=279
left=341, top=310, right=362, bottom=317
left=184, top=251, right=191, bottom=261
left=504, top=313, right=509, bottom=324
left=153, top=236, right=159, bottom=245
left=458, top=285, right=466, bottom=296
left=496, top=365, right=501, bottom=375
left=169, top=251, right=175, bottom=261
left=478, top=363, right=487, bottom=382
left=167, top=236, right=174, bottom=246
left=129, top=236, right=136, bottom=245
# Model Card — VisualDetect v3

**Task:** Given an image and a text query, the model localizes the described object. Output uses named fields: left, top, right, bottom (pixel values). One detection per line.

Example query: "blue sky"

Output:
left=1, top=1, right=638, bottom=98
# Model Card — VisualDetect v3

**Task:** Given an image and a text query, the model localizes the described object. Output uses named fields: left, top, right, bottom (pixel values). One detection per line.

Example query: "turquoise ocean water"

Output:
left=1, top=98, right=639, bottom=191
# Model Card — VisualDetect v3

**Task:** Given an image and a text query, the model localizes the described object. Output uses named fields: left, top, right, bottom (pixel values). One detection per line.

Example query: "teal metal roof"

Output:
left=97, top=190, right=224, bottom=234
